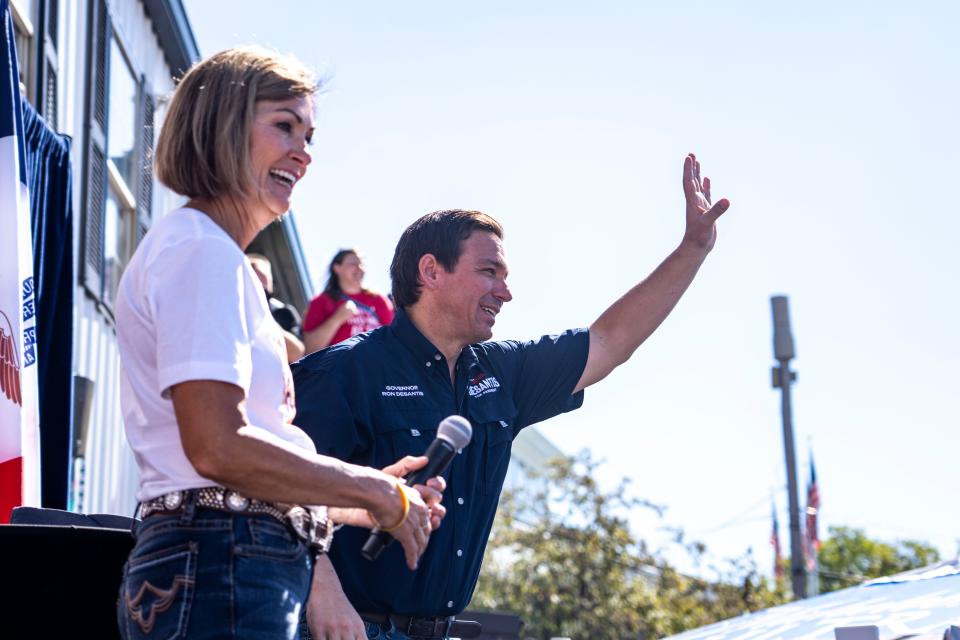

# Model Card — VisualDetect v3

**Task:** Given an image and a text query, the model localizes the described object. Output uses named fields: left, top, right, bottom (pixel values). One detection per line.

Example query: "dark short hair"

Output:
left=390, top=210, right=503, bottom=308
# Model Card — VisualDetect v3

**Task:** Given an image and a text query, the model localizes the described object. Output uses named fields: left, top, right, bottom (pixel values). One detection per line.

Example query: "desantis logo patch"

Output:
left=468, top=373, right=500, bottom=398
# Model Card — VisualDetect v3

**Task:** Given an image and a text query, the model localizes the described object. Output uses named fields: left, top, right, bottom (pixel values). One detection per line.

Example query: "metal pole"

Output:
left=777, top=359, right=805, bottom=599
left=771, top=296, right=806, bottom=599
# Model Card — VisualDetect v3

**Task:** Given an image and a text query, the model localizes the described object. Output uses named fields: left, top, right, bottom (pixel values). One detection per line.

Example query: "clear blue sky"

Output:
left=182, top=0, right=960, bottom=575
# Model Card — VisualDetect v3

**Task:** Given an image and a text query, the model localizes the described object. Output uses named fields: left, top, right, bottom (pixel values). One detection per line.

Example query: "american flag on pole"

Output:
left=805, top=455, right=821, bottom=571
left=0, top=0, right=40, bottom=522
left=771, top=504, right=784, bottom=580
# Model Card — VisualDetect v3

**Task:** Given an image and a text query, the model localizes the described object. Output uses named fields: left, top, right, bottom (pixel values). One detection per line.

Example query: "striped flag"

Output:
left=0, top=0, right=40, bottom=522
left=805, top=455, right=821, bottom=571
left=771, top=504, right=784, bottom=580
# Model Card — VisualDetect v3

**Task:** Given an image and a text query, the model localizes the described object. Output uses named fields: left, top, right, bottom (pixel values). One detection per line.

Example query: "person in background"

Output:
left=114, top=46, right=444, bottom=640
left=248, top=252, right=306, bottom=362
left=303, top=248, right=394, bottom=353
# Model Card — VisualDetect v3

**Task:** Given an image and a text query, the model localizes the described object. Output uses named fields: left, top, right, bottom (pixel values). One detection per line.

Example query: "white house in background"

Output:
left=10, top=0, right=564, bottom=519
left=12, top=0, right=207, bottom=515
left=506, top=425, right=566, bottom=492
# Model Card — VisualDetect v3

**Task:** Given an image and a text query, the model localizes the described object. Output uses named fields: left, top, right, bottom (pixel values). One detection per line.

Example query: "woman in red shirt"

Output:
left=303, top=248, right=394, bottom=353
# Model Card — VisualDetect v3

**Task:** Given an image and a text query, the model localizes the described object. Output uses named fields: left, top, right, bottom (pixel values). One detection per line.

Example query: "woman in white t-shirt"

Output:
left=115, top=47, right=444, bottom=640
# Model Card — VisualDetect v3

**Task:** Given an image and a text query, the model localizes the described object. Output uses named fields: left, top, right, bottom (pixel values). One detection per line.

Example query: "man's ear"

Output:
left=417, top=254, right=441, bottom=291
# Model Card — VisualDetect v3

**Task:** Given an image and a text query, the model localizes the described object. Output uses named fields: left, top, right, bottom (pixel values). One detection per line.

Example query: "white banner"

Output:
left=0, top=0, right=40, bottom=521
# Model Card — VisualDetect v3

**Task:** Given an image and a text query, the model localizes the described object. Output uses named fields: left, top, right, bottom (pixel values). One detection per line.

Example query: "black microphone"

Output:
left=361, top=415, right=473, bottom=561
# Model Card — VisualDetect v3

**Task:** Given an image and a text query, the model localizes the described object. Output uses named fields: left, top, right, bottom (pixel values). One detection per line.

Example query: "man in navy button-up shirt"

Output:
left=294, top=154, right=730, bottom=639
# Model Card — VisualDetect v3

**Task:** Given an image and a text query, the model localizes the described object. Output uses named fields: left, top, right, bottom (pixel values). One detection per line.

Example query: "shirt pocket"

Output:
left=371, top=410, right=440, bottom=469
left=469, top=400, right=519, bottom=495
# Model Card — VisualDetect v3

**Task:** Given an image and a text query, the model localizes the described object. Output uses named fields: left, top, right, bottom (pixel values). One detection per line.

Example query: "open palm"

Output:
left=682, top=153, right=729, bottom=252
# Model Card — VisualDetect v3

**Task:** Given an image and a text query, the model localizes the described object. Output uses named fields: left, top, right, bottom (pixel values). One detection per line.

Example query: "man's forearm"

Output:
left=575, top=241, right=709, bottom=392
left=306, top=555, right=366, bottom=638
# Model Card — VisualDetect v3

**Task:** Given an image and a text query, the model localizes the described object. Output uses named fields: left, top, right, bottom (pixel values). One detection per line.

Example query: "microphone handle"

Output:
left=405, top=439, right=457, bottom=485
left=361, top=439, right=459, bottom=561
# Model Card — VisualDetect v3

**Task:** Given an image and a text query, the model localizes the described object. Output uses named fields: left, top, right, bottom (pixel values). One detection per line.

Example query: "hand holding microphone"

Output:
left=363, top=415, right=473, bottom=563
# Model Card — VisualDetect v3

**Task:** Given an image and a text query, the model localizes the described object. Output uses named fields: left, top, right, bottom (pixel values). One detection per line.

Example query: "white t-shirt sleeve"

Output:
left=149, top=236, right=254, bottom=397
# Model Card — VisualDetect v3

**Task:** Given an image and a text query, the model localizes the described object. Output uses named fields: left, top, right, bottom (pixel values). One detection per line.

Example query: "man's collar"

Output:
left=391, top=307, right=480, bottom=371
left=391, top=307, right=447, bottom=366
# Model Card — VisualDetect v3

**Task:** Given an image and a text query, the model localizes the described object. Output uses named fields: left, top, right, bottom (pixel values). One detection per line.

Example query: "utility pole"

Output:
left=771, top=295, right=806, bottom=599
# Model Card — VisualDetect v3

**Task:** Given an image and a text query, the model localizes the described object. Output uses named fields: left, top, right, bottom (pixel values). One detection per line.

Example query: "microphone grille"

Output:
left=437, top=415, right=472, bottom=449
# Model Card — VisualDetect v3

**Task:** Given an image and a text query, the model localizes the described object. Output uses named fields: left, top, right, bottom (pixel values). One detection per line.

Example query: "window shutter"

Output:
left=135, top=75, right=154, bottom=246
left=34, top=0, right=59, bottom=127
left=43, top=59, right=57, bottom=127
left=46, top=0, right=59, bottom=44
left=80, top=0, right=110, bottom=299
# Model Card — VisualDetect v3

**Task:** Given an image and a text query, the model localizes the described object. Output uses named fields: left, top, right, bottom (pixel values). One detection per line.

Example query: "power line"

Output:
left=691, top=486, right=787, bottom=536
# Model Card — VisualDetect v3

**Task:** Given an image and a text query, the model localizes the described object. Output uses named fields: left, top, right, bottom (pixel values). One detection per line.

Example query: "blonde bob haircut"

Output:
left=155, top=46, right=320, bottom=200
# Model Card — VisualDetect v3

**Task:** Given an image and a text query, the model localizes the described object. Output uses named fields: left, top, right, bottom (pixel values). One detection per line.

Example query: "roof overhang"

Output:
left=142, top=0, right=200, bottom=78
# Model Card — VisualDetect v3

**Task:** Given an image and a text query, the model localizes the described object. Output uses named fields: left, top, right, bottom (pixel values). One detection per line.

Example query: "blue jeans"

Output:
left=117, top=503, right=313, bottom=639
left=298, top=619, right=420, bottom=639
left=364, top=620, right=418, bottom=640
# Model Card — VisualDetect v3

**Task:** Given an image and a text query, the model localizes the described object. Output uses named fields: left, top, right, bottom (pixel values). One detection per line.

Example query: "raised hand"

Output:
left=682, top=153, right=730, bottom=253
left=338, top=299, right=360, bottom=320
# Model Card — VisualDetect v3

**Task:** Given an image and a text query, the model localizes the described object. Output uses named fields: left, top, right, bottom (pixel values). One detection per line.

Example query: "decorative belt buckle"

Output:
left=162, top=491, right=184, bottom=511
left=224, top=490, right=250, bottom=512
left=285, top=506, right=310, bottom=542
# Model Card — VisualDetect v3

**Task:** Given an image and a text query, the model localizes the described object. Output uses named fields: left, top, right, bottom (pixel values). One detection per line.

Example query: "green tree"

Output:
left=471, top=451, right=786, bottom=640
left=816, top=526, right=941, bottom=593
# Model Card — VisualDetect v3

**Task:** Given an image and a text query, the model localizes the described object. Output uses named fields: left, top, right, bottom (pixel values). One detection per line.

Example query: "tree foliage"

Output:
left=471, top=451, right=786, bottom=640
left=816, top=526, right=941, bottom=593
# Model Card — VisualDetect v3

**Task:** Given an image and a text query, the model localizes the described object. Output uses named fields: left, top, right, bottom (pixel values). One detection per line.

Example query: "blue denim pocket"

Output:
left=235, top=516, right=306, bottom=561
left=119, top=542, right=197, bottom=640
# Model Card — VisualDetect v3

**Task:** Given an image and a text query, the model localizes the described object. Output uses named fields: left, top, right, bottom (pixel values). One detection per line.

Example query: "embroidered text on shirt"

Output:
left=382, top=385, right=425, bottom=397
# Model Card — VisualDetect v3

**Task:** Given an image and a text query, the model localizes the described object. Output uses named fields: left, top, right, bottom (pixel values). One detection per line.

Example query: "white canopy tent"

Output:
left=664, top=561, right=960, bottom=640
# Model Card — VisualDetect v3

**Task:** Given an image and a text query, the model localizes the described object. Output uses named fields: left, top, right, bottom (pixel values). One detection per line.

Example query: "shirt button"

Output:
left=425, top=361, right=432, bottom=367
left=434, top=354, right=442, bottom=360
left=447, top=601, right=454, bottom=608
left=456, top=549, right=463, bottom=557
left=457, top=497, right=464, bottom=505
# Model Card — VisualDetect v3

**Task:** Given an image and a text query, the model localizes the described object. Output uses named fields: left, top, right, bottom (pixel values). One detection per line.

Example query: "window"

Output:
left=80, top=0, right=154, bottom=315
left=11, top=0, right=37, bottom=94
left=10, top=0, right=59, bottom=126
left=103, top=37, right=138, bottom=306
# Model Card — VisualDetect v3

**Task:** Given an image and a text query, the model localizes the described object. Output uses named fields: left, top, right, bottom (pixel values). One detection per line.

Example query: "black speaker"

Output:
left=0, top=523, right=134, bottom=636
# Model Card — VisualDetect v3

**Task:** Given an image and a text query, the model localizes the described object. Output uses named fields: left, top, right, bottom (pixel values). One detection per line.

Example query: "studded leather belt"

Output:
left=140, top=487, right=334, bottom=554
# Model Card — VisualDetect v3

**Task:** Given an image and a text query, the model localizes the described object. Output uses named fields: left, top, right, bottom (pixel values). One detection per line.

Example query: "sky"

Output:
left=182, top=0, right=960, bottom=577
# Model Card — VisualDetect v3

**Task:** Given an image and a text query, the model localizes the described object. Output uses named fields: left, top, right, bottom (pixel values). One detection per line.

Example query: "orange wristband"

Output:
left=369, top=478, right=409, bottom=532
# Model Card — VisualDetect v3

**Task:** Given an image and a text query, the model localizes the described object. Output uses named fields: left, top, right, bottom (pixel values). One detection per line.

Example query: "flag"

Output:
left=0, top=0, right=40, bottom=522
left=805, top=455, right=821, bottom=571
left=771, top=504, right=784, bottom=580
